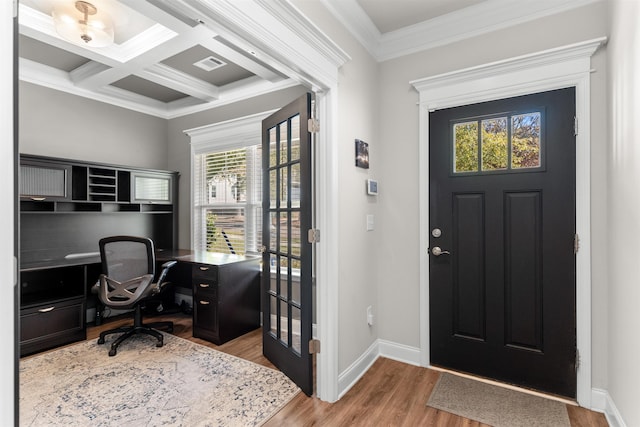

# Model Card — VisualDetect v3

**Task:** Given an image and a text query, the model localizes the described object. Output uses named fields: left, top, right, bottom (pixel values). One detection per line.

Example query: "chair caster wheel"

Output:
left=108, top=348, right=117, bottom=357
left=98, top=337, right=105, bottom=344
left=168, top=327, right=174, bottom=333
left=156, top=341, right=163, bottom=348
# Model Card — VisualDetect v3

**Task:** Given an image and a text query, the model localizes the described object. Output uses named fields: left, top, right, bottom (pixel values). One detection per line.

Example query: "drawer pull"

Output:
left=30, top=197, right=46, bottom=201
left=38, top=306, right=55, bottom=313
left=199, top=266, right=209, bottom=271
left=199, top=283, right=210, bottom=288
left=199, top=300, right=210, bottom=305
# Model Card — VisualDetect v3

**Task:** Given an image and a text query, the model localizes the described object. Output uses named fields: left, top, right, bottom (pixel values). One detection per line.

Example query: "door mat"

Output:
left=426, top=372, right=570, bottom=427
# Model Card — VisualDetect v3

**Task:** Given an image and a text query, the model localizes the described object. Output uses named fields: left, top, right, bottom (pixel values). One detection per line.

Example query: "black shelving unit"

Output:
left=18, top=154, right=179, bottom=356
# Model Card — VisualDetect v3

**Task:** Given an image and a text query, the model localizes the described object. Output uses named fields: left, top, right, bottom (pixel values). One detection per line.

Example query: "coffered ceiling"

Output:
left=18, top=0, right=599, bottom=119
left=18, top=0, right=297, bottom=119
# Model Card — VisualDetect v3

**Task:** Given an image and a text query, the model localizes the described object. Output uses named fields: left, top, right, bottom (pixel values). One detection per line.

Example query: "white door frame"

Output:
left=182, top=0, right=350, bottom=402
left=411, top=37, right=606, bottom=407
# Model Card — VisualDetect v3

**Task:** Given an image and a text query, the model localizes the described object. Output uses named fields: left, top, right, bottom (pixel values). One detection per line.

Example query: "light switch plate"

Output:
left=366, top=214, right=374, bottom=231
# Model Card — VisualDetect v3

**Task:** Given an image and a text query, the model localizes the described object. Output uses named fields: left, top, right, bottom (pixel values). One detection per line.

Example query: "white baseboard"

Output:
left=337, top=340, right=631, bottom=427
left=591, top=388, right=627, bottom=427
left=378, top=339, right=422, bottom=366
left=337, top=339, right=421, bottom=398
left=337, top=340, right=379, bottom=398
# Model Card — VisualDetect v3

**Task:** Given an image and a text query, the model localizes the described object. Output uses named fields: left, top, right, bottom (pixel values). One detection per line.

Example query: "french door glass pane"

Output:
left=291, top=210, right=301, bottom=257
left=269, top=212, right=277, bottom=250
left=279, top=122, right=288, bottom=165
left=290, top=115, right=300, bottom=161
left=292, top=278, right=300, bottom=305
left=280, top=168, right=288, bottom=207
left=292, top=306, right=301, bottom=355
left=280, top=212, right=289, bottom=254
left=291, top=163, right=301, bottom=208
left=279, top=299, right=288, bottom=345
left=269, top=296, right=277, bottom=337
left=270, top=170, right=277, bottom=209
left=269, top=128, right=277, bottom=168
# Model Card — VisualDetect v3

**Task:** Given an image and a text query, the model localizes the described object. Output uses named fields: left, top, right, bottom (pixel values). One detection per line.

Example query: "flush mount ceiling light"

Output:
left=52, top=1, right=114, bottom=47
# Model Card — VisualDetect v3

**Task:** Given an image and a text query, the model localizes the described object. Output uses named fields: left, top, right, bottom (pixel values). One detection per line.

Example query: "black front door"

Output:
left=261, top=93, right=314, bottom=396
left=429, top=88, right=577, bottom=397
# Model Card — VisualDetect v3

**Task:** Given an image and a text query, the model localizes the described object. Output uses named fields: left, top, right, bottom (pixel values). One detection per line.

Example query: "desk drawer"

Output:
left=192, top=264, right=218, bottom=281
left=194, top=280, right=217, bottom=296
left=193, top=294, right=219, bottom=343
left=20, top=298, right=85, bottom=356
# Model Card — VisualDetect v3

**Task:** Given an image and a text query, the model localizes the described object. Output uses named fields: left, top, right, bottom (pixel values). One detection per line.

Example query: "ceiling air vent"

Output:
left=193, top=56, right=227, bottom=72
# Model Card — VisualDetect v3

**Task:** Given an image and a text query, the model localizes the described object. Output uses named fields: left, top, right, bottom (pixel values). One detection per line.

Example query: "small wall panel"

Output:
left=452, top=193, right=486, bottom=340
left=504, top=191, right=542, bottom=352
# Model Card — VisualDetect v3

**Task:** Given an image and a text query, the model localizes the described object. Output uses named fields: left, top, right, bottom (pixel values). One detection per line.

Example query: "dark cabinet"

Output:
left=19, top=265, right=87, bottom=356
left=19, top=154, right=179, bottom=356
left=20, top=299, right=85, bottom=356
left=192, top=259, right=260, bottom=345
left=131, top=172, right=173, bottom=204
left=20, top=159, right=72, bottom=201
left=20, top=154, right=178, bottom=215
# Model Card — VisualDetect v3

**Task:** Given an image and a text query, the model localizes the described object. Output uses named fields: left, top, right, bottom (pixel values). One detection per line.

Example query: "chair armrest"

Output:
left=162, top=260, right=177, bottom=269
left=157, top=260, right=177, bottom=287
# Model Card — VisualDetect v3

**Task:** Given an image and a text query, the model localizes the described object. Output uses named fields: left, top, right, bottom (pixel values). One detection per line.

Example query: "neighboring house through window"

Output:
left=193, top=146, right=262, bottom=255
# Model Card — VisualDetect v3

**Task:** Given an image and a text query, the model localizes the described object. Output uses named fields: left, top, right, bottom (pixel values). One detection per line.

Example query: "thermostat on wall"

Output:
left=367, top=179, right=378, bottom=195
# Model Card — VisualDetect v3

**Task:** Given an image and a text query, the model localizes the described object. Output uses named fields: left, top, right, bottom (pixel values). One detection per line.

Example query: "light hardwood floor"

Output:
left=86, top=312, right=608, bottom=427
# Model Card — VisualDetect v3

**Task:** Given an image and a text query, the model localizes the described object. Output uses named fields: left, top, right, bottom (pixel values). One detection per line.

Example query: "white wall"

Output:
left=19, top=82, right=168, bottom=170
left=606, top=1, right=640, bottom=425
left=1, top=2, right=15, bottom=424
left=376, top=0, right=610, bottom=386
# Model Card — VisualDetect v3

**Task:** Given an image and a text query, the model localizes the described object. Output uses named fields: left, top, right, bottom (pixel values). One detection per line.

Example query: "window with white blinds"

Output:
left=193, top=145, right=262, bottom=255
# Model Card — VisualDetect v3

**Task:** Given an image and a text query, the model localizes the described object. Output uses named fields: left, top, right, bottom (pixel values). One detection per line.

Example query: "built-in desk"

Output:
left=20, top=256, right=102, bottom=356
left=19, top=250, right=260, bottom=356
left=158, top=250, right=261, bottom=345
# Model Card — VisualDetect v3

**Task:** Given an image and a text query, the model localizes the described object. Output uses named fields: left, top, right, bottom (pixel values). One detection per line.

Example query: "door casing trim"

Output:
left=411, top=37, right=606, bottom=407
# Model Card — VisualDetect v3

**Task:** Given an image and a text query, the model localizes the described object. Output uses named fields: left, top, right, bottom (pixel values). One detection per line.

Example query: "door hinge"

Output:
left=574, top=116, right=579, bottom=136
left=308, top=118, right=320, bottom=133
left=308, top=228, right=320, bottom=243
left=574, top=233, right=580, bottom=254
left=575, top=347, right=581, bottom=371
left=309, top=339, right=321, bottom=354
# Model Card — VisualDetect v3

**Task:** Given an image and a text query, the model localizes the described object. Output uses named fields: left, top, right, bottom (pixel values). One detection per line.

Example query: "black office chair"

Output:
left=93, top=236, right=176, bottom=356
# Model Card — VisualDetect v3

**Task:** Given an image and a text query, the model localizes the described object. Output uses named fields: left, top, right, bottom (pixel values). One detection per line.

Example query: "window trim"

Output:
left=185, top=110, right=278, bottom=252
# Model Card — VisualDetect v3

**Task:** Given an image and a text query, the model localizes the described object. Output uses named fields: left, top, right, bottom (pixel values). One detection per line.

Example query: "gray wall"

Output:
left=375, top=0, right=609, bottom=387
left=19, top=82, right=168, bottom=170
left=291, top=0, right=382, bottom=373
left=18, top=2, right=640, bottom=422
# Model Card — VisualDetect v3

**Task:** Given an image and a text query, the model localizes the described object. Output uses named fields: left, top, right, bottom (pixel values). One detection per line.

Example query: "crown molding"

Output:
left=19, top=0, right=345, bottom=119
left=319, top=0, right=380, bottom=59
left=410, top=37, right=606, bottom=110
left=181, top=0, right=351, bottom=90
left=324, top=0, right=603, bottom=62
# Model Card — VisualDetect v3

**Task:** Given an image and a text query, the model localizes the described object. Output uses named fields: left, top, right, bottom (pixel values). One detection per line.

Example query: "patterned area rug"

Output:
left=427, top=372, right=571, bottom=427
left=20, top=334, right=300, bottom=426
